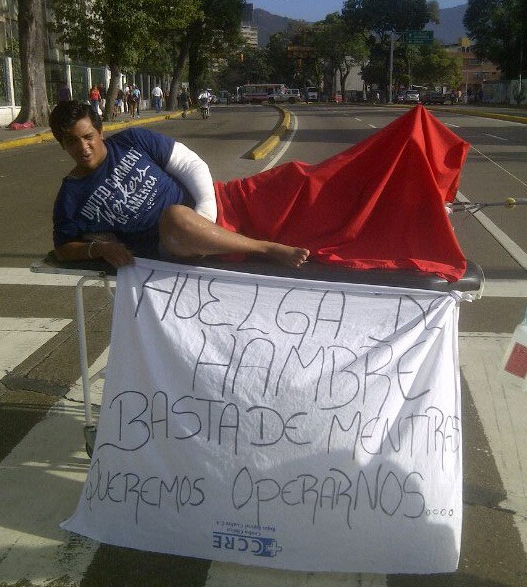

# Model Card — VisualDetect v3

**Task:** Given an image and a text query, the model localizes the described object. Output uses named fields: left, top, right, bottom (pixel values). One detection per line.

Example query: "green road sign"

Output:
left=407, top=30, right=433, bottom=44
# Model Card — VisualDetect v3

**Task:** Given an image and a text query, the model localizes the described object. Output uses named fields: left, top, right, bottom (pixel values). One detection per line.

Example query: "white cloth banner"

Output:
left=62, top=257, right=463, bottom=573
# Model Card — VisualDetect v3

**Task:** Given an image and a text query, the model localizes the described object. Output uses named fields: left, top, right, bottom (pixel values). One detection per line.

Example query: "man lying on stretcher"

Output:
left=49, top=100, right=470, bottom=282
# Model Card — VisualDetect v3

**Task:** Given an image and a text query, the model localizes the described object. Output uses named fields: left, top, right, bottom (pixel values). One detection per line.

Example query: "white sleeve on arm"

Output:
left=164, top=141, right=217, bottom=222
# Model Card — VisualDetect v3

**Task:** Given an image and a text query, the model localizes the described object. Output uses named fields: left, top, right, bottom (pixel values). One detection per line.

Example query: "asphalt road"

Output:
left=1, top=104, right=527, bottom=586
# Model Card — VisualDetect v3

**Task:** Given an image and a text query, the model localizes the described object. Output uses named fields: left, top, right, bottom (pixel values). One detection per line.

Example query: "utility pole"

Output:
left=389, top=31, right=395, bottom=103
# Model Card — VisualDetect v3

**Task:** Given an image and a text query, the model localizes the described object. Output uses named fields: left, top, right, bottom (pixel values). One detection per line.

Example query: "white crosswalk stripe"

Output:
left=0, top=317, right=71, bottom=377
left=1, top=267, right=527, bottom=297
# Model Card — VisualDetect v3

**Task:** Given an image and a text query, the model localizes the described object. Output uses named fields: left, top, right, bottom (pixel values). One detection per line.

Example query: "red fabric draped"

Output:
left=214, top=105, right=470, bottom=282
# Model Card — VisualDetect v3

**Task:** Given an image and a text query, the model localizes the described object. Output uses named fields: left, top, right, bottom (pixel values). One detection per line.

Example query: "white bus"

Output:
left=238, top=83, right=287, bottom=104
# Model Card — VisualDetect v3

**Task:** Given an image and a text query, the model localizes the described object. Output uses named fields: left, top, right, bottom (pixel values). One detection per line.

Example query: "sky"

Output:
left=251, top=0, right=467, bottom=22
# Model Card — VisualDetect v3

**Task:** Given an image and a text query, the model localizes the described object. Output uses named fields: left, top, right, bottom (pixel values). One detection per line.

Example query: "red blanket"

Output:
left=214, top=105, right=470, bottom=282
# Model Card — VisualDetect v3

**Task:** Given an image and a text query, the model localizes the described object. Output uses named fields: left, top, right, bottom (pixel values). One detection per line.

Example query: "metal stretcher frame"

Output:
left=30, top=254, right=118, bottom=451
left=30, top=252, right=484, bottom=454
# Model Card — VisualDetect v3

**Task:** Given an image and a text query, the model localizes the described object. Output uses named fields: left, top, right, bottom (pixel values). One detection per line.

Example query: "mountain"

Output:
left=253, top=4, right=468, bottom=47
left=429, top=4, right=468, bottom=45
left=252, top=9, right=299, bottom=47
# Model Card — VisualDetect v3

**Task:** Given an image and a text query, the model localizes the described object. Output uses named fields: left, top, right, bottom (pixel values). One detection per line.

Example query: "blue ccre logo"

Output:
left=212, top=532, right=282, bottom=558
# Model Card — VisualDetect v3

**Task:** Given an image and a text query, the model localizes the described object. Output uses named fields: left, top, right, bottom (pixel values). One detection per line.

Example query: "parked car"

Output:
left=217, top=90, right=231, bottom=104
left=395, top=92, right=405, bottom=103
left=268, top=91, right=295, bottom=104
left=348, top=90, right=366, bottom=102
left=421, top=91, right=447, bottom=104
left=285, top=88, right=302, bottom=103
left=404, top=89, right=420, bottom=104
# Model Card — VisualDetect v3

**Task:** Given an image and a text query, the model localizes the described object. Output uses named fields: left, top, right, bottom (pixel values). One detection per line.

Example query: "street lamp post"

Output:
left=389, top=31, right=395, bottom=103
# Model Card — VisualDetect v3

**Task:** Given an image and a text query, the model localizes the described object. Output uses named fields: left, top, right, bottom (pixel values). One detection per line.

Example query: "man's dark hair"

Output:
left=49, top=100, right=102, bottom=144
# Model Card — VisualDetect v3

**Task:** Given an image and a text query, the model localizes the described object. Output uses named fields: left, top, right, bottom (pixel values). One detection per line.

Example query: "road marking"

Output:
left=0, top=396, right=99, bottom=585
left=368, top=124, right=377, bottom=128
left=0, top=332, right=102, bottom=585
left=445, top=122, right=460, bottom=128
left=480, top=279, right=527, bottom=297
left=483, top=133, right=509, bottom=141
left=459, top=332, right=527, bottom=554
left=1, top=267, right=526, bottom=297
left=0, top=268, right=107, bottom=287
left=263, top=113, right=298, bottom=172
left=456, top=192, right=527, bottom=270
left=0, top=317, right=71, bottom=377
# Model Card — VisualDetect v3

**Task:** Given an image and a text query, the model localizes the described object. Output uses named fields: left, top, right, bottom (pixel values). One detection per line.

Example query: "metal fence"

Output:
left=1, top=56, right=164, bottom=107
left=0, top=55, right=21, bottom=106
left=0, top=58, right=6, bottom=106
left=44, top=62, right=104, bottom=103
left=482, top=80, right=526, bottom=105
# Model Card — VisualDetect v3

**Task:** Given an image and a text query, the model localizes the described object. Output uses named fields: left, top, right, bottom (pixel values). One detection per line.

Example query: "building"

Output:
left=444, top=37, right=501, bottom=101
left=241, top=3, right=258, bottom=48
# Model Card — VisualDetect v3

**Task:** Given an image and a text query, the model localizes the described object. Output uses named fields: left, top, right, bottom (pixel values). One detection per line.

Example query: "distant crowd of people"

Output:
left=55, top=82, right=217, bottom=119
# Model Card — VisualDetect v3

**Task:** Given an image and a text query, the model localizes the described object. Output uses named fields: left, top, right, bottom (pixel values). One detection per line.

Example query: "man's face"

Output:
left=61, top=116, right=107, bottom=175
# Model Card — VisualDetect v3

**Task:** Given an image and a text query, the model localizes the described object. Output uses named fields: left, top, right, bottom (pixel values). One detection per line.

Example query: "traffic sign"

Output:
left=407, top=30, right=433, bottom=44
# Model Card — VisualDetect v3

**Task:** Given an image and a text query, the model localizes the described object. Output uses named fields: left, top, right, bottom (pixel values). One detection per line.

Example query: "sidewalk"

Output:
left=0, top=108, right=185, bottom=151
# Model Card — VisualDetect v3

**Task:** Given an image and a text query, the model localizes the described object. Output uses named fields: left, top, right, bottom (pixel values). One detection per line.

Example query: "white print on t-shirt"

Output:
left=80, top=148, right=160, bottom=226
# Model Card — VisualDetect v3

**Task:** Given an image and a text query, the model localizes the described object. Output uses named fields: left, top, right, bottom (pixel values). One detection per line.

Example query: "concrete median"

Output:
left=247, top=106, right=291, bottom=160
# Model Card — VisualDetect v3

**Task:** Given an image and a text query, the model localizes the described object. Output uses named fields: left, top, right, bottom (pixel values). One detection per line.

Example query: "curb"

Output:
left=103, top=110, right=185, bottom=132
left=0, top=110, right=186, bottom=152
left=409, top=103, right=527, bottom=125
left=445, top=107, right=527, bottom=125
left=247, top=106, right=291, bottom=160
left=0, top=130, right=55, bottom=151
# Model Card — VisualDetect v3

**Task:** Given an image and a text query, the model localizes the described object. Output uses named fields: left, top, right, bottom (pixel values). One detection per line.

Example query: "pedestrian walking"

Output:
left=113, top=88, right=124, bottom=119
left=123, top=85, right=130, bottom=113
left=152, top=85, right=163, bottom=113
left=133, top=85, right=141, bottom=117
left=89, top=85, right=102, bottom=115
left=98, top=83, right=107, bottom=110
left=180, top=88, right=190, bottom=118
left=57, top=80, right=71, bottom=102
left=127, top=85, right=138, bottom=118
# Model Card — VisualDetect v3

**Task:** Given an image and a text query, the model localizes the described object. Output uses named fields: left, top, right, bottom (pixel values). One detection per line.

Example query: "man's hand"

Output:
left=92, top=241, right=135, bottom=268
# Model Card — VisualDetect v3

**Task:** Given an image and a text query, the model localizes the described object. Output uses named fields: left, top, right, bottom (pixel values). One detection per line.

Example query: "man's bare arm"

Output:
left=55, top=239, right=135, bottom=268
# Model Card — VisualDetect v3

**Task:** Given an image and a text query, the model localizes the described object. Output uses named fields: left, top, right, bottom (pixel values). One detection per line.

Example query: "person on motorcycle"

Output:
left=197, top=89, right=211, bottom=118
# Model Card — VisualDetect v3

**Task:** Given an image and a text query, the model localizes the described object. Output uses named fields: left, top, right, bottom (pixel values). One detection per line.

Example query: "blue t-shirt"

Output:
left=53, top=127, right=187, bottom=257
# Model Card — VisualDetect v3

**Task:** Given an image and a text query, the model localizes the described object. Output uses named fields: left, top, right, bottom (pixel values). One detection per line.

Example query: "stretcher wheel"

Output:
left=84, top=425, right=97, bottom=458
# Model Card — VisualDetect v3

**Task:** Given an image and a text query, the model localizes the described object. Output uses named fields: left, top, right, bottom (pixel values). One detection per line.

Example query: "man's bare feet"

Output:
left=264, top=242, right=310, bottom=267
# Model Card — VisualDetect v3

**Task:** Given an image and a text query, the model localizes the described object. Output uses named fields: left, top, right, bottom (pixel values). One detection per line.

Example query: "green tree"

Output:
left=411, top=42, right=462, bottom=88
left=11, top=0, right=49, bottom=126
left=342, top=0, right=434, bottom=42
left=342, top=0, right=439, bottom=94
left=287, top=22, right=320, bottom=87
left=464, top=0, right=527, bottom=80
left=169, top=0, right=244, bottom=107
left=314, top=13, right=369, bottom=97
left=267, top=31, right=296, bottom=85
left=51, top=0, right=197, bottom=119
left=140, top=0, right=202, bottom=106
left=216, top=45, right=272, bottom=91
